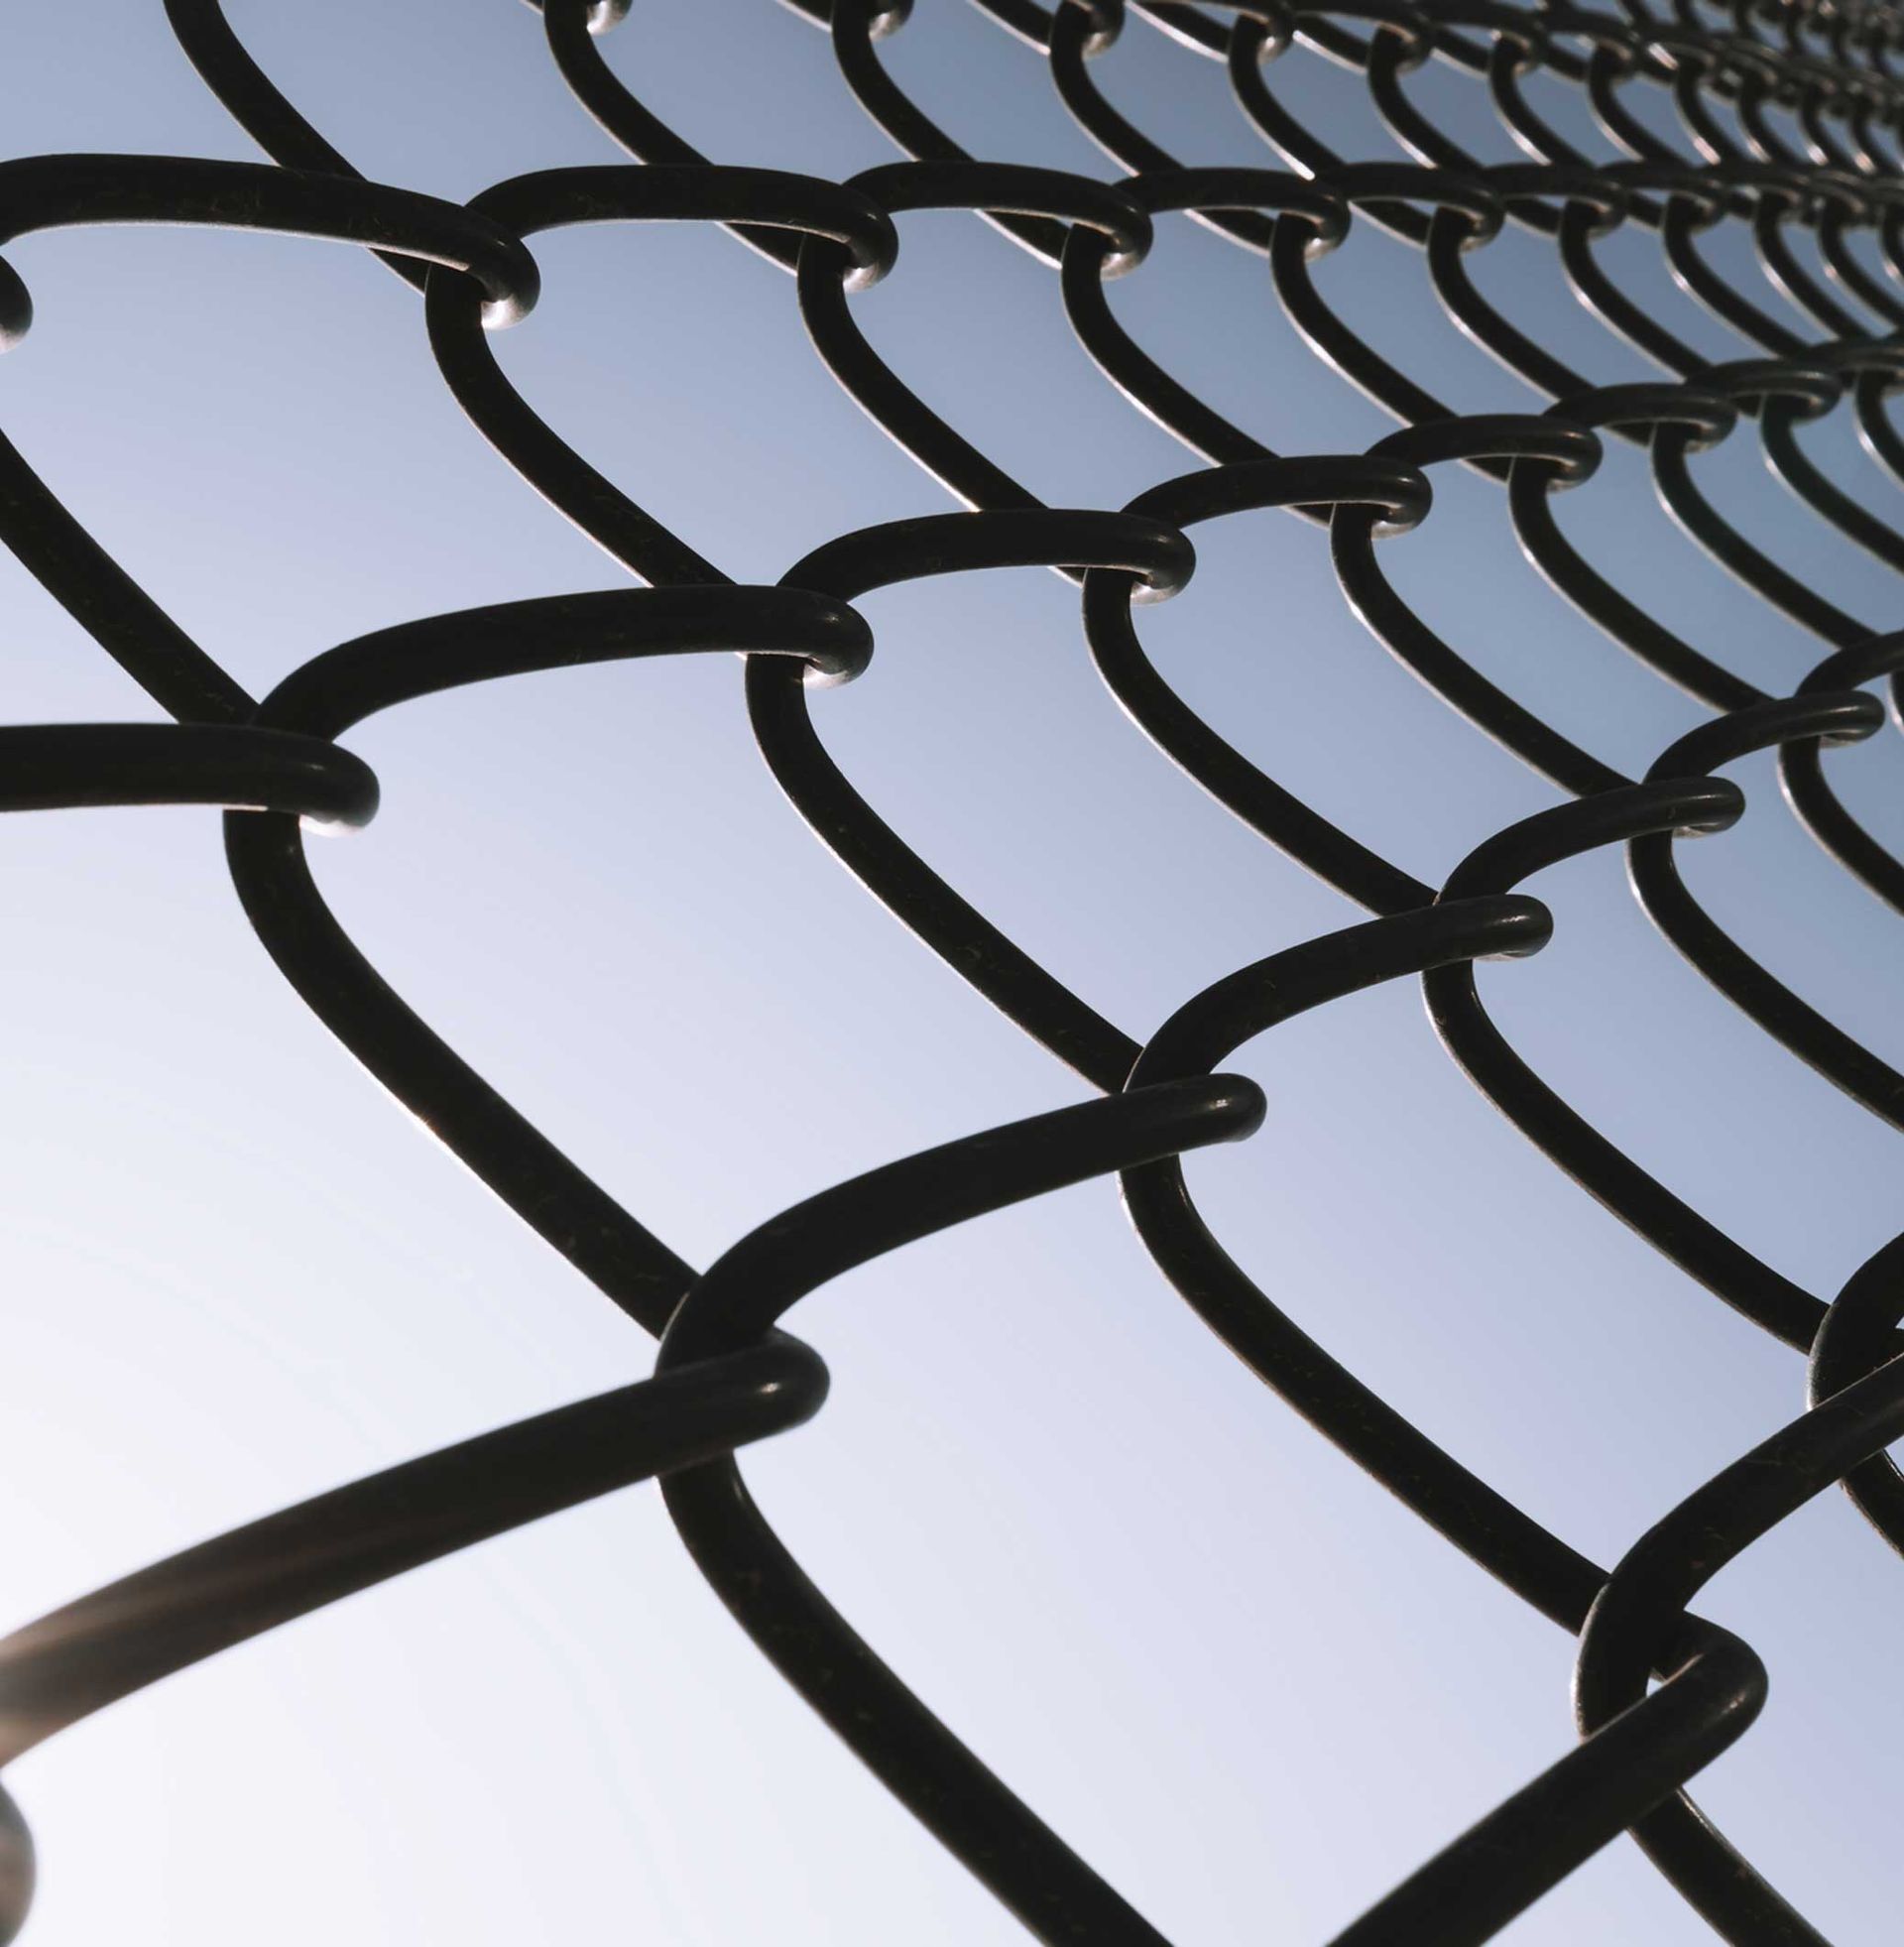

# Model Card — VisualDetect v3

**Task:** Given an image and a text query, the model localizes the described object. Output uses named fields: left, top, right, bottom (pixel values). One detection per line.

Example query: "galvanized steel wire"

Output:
left=3, top=0, right=1904, bottom=1938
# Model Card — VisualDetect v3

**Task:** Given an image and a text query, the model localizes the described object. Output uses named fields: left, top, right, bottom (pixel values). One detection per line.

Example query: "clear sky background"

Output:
left=1, top=2, right=1902, bottom=1941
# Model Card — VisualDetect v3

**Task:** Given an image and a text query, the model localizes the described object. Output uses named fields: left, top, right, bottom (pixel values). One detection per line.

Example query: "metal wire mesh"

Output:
left=4, top=0, right=1904, bottom=1938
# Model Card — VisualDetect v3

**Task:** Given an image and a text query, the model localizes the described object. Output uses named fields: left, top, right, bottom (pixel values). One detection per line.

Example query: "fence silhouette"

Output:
left=2, top=0, right=1903, bottom=1939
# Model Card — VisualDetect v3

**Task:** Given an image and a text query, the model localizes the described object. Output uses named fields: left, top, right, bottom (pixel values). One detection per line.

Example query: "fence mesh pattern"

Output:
left=5, top=0, right=1904, bottom=1938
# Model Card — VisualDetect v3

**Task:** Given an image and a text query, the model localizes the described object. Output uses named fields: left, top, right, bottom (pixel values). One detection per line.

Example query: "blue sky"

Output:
left=1, top=2, right=1902, bottom=1941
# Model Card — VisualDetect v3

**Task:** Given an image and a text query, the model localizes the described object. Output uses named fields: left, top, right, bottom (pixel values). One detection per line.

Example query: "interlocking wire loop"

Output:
left=8, top=0, right=1904, bottom=1940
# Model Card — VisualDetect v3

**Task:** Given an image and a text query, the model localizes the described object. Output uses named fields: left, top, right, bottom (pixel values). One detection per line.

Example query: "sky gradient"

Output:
left=1, top=3, right=1902, bottom=1941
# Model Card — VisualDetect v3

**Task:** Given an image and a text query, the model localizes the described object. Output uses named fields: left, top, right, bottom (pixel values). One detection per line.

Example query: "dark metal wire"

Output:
left=6, top=0, right=1904, bottom=1939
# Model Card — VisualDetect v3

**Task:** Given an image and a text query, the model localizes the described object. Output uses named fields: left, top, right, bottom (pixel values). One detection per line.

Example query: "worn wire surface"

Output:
left=5, top=0, right=1904, bottom=1938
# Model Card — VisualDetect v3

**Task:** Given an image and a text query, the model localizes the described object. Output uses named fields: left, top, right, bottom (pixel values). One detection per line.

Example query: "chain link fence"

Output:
left=1, top=0, right=1903, bottom=1939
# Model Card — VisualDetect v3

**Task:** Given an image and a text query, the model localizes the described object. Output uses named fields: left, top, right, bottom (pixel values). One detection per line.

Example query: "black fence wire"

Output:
left=1, top=0, right=1904, bottom=1938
